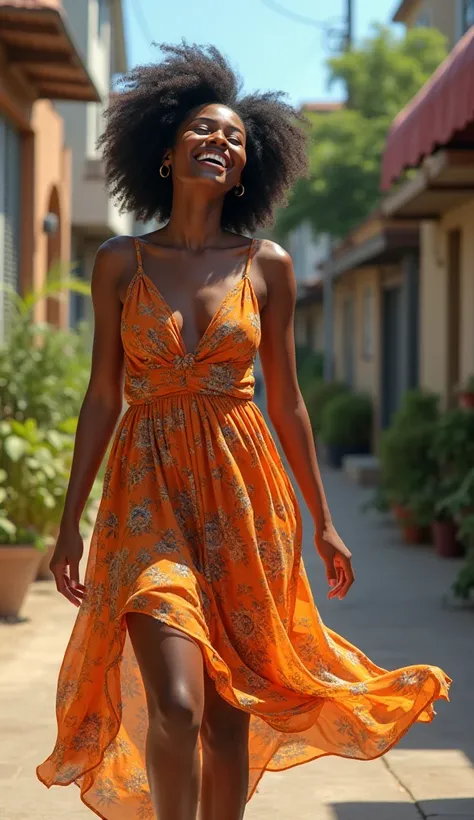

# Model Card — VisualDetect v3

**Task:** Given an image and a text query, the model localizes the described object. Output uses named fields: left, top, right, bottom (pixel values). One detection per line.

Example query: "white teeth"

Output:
left=196, top=151, right=226, bottom=168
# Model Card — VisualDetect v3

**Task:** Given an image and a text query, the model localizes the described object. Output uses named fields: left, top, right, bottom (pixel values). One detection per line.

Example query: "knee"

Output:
left=148, top=683, right=203, bottom=742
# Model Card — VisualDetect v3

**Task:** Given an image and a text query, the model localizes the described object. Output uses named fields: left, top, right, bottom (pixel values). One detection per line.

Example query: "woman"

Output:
left=38, top=44, right=450, bottom=820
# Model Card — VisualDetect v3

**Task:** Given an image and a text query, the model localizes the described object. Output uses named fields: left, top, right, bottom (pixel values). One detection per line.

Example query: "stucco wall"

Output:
left=294, top=302, right=324, bottom=353
left=31, top=100, right=72, bottom=327
left=419, top=199, right=474, bottom=404
left=401, top=0, right=458, bottom=47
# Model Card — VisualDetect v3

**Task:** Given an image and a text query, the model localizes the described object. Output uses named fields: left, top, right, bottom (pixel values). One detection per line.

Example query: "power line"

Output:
left=260, top=0, right=333, bottom=30
left=129, top=0, right=156, bottom=59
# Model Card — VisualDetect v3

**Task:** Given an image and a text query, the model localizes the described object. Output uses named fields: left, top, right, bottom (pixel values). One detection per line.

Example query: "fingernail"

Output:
left=70, top=581, right=77, bottom=589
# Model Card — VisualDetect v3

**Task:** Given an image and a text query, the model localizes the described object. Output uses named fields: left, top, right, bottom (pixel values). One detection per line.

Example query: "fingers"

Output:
left=51, top=559, right=84, bottom=607
left=327, top=558, right=355, bottom=600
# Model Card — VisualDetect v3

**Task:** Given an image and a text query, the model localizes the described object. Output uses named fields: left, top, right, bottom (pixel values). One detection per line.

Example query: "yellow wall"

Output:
left=333, top=267, right=382, bottom=435
left=419, top=199, right=474, bottom=404
left=294, top=302, right=324, bottom=353
left=399, top=0, right=457, bottom=47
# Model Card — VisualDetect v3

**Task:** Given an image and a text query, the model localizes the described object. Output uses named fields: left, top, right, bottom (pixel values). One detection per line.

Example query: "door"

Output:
left=447, top=230, right=461, bottom=407
left=0, top=113, right=21, bottom=342
left=342, top=295, right=355, bottom=387
left=382, top=284, right=403, bottom=428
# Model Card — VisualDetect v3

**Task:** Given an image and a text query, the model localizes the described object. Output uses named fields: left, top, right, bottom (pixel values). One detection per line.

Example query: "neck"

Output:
left=164, top=183, right=226, bottom=252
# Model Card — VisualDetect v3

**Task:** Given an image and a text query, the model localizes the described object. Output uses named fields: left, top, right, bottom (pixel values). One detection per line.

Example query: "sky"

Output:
left=123, top=0, right=403, bottom=106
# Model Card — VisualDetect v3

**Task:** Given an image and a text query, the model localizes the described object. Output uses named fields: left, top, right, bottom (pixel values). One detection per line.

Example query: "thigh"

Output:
left=201, top=672, right=250, bottom=749
left=126, top=612, right=205, bottom=719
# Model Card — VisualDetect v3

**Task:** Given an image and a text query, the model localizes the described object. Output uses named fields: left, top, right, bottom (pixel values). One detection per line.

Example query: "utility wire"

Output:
left=260, top=0, right=334, bottom=30
left=129, top=0, right=156, bottom=59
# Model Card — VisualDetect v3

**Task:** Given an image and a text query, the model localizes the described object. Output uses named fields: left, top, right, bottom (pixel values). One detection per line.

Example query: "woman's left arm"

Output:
left=258, top=242, right=355, bottom=600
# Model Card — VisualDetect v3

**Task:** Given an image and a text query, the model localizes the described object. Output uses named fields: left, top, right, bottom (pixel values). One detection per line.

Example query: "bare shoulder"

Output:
left=92, top=235, right=138, bottom=300
left=254, top=239, right=295, bottom=300
left=95, top=235, right=137, bottom=267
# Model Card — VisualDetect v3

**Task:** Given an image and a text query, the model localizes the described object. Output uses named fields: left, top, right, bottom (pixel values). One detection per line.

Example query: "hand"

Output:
left=50, top=524, right=86, bottom=608
left=315, top=527, right=355, bottom=601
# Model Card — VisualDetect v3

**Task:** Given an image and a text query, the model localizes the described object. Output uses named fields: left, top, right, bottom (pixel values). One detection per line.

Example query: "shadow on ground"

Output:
left=332, top=797, right=474, bottom=819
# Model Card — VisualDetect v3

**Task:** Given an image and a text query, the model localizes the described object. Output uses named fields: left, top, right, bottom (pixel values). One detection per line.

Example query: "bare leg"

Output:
left=200, top=672, right=250, bottom=820
left=127, top=613, right=204, bottom=820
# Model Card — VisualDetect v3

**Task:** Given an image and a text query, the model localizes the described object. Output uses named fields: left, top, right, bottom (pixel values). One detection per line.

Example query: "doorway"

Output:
left=381, top=284, right=403, bottom=428
left=342, top=295, right=355, bottom=387
left=446, top=229, right=461, bottom=407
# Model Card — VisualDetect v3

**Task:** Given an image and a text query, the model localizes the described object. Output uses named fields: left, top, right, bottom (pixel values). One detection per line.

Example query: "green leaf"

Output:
left=4, top=435, right=27, bottom=462
left=0, top=517, right=17, bottom=537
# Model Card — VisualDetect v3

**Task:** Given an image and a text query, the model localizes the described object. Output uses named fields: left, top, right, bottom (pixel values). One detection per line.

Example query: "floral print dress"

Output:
left=37, top=239, right=451, bottom=819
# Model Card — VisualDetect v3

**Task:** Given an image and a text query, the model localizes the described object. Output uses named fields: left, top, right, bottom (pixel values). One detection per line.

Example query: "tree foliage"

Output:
left=276, top=25, right=448, bottom=239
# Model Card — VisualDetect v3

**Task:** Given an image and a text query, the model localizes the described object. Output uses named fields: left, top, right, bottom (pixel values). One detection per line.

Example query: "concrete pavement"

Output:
left=1, top=467, right=474, bottom=819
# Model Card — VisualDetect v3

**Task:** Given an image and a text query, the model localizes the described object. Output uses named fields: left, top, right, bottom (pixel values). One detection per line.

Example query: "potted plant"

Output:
left=458, top=375, right=474, bottom=410
left=320, top=392, right=372, bottom=469
left=0, top=417, right=83, bottom=614
left=428, top=409, right=474, bottom=557
left=441, top=468, right=474, bottom=600
left=378, top=420, right=437, bottom=544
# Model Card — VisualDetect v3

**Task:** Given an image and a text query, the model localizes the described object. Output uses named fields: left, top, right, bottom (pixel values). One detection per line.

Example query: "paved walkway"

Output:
left=1, top=467, right=474, bottom=819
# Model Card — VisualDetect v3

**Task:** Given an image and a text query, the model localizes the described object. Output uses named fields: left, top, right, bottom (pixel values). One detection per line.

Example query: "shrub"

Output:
left=320, top=392, right=372, bottom=447
left=304, top=379, right=349, bottom=433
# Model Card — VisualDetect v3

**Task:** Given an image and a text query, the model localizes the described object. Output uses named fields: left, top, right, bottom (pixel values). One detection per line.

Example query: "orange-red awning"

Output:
left=381, top=26, right=474, bottom=191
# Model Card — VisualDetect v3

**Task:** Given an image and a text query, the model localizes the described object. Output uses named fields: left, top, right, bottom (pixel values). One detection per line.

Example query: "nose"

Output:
left=208, top=130, right=228, bottom=147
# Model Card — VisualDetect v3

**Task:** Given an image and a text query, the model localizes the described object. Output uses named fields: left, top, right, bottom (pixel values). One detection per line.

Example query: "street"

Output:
left=1, top=467, right=474, bottom=820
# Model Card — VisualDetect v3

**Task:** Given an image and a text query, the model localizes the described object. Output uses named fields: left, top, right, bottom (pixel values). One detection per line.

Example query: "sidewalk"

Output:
left=1, top=468, right=474, bottom=820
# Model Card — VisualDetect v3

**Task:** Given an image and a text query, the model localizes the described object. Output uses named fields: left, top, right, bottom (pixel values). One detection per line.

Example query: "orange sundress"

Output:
left=38, top=239, right=451, bottom=819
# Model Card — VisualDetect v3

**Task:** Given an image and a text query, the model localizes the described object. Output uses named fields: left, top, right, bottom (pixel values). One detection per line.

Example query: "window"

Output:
left=463, top=0, right=474, bottom=32
left=362, top=286, right=374, bottom=360
left=415, top=11, right=432, bottom=27
left=0, top=114, right=21, bottom=342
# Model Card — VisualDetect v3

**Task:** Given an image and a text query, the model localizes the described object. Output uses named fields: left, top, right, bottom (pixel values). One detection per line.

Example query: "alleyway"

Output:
left=1, top=468, right=473, bottom=820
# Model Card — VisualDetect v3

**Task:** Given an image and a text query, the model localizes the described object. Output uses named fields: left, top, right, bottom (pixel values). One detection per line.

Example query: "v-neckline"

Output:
left=139, top=270, right=247, bottom=358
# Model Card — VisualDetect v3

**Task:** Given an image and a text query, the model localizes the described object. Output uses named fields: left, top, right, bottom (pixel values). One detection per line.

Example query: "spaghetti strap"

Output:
left=134, top=237, right=144, bottom=273
left=243, top=239, right=255, bottom=279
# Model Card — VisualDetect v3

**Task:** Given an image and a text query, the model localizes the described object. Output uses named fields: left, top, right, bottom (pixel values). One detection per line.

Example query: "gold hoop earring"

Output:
left=235, top=183, right=245, bottom=197
left=160, top=164, right=171, bottom=179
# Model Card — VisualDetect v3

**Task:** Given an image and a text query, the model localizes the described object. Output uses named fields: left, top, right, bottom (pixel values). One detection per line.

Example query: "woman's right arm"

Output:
left=50, top=237, right=133, bottom=606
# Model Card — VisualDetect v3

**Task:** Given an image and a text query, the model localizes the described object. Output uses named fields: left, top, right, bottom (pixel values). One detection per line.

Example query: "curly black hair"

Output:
left=99, top=42, right=308, bottom=234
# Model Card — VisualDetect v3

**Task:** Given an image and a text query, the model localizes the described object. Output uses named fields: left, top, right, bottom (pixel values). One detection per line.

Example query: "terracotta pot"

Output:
left=401, top=524, right=429, bottom=545
left=392, top=504, right=412, bottom=524
left=0, top=545, right=42, bottom=618
left=432, top=519, right=464, bottom=559
left=459, top=392, right=474, bottom=410
left=36, top=543, right=55, bottom=581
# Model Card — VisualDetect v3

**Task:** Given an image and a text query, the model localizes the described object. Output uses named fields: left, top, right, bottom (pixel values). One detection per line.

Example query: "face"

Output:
left=164, top=103, right=246, bottom=194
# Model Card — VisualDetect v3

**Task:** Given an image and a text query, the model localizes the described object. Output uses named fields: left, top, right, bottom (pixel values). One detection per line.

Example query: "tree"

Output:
left=276, top=25, right=448, bottom=240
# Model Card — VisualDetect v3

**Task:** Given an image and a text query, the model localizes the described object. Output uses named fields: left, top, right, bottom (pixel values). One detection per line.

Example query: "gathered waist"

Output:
left=127, top=390, right=254, bottom=407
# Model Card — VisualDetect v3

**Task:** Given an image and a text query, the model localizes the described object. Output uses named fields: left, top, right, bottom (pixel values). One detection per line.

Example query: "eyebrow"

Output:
left=192, top=116, right=245, bottom=136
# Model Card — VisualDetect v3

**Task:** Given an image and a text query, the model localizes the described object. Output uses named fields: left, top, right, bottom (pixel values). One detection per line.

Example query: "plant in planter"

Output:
left=428, top=409, right=474, bottom=558
left=304, top=379, right=349, bottom=435
left=378, top=419, right=438, bottom=544
left=441, top=468, right=474, bottom=599
left=320, top=392, right=372, bottom=469
left=0, top=417, right=99, bottom=615
left=458, top=374, right=474, bottom=410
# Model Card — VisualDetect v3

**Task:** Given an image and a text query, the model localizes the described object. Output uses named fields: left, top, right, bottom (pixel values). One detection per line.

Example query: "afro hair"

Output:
left=99, top=42, right=308, bottom=234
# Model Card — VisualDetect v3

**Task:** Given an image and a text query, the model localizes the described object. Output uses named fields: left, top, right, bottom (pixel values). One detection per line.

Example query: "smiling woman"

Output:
left=37, top=41, right=450, bottom=820
left=98, top=42, right=308, bottom=233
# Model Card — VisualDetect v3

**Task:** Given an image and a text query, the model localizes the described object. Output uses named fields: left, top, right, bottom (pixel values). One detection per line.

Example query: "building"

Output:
left=0, top=0, right=99, bottom=339
left=393, top=0, right=474, bottom=47
left=292, top=103, right=342, bottom=363
left=381, top=26, right=474, bottom=410
left=53, top=0, right=132, bottom=326
left=324, top=212, right=420, bottom=438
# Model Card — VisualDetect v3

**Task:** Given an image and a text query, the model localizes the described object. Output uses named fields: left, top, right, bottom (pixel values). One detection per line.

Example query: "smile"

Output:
left=195, top=151, right=228, bottom=170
